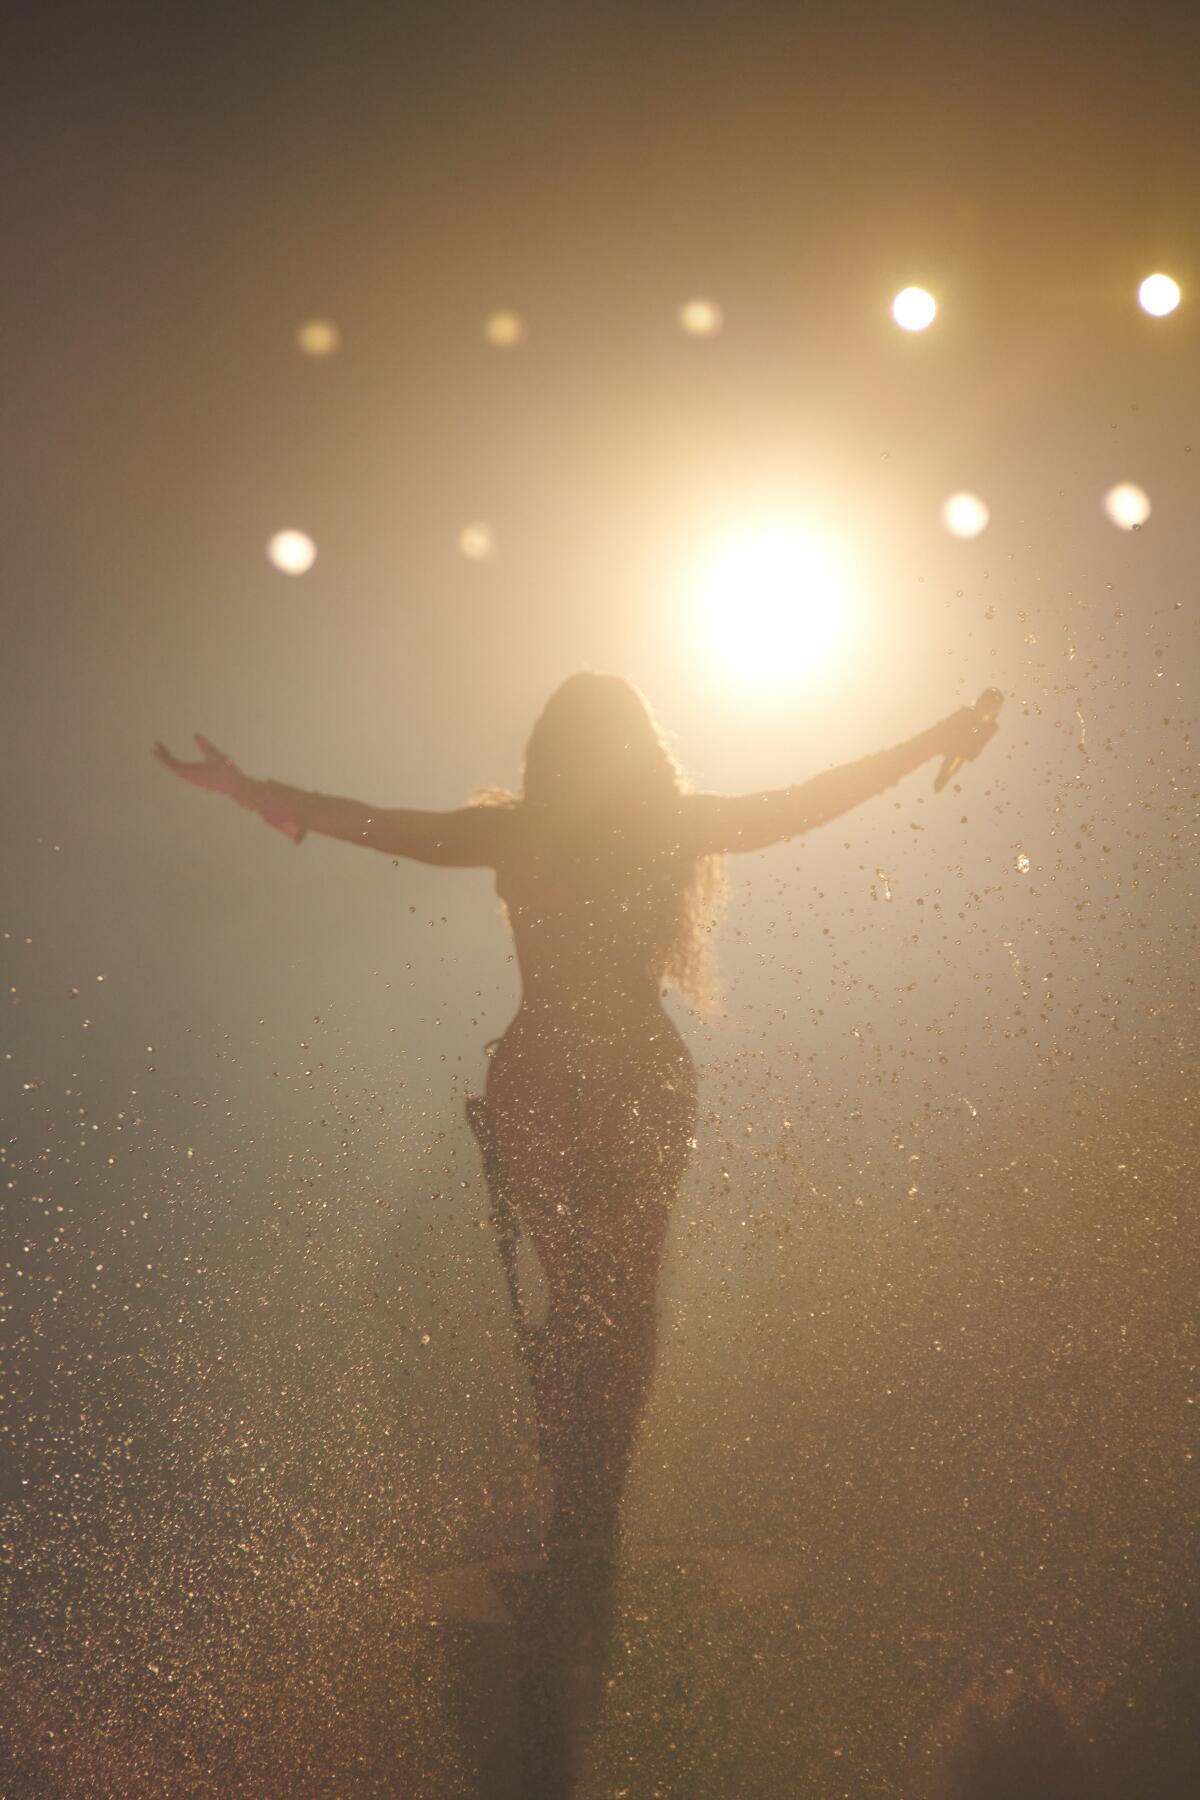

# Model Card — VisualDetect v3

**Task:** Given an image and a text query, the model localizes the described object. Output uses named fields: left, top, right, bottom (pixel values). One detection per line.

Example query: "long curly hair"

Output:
left=474, top=672, right=725, bottom=1012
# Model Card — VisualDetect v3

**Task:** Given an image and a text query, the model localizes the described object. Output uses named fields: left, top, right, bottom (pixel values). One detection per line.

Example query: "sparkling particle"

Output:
left=1016, top=853, right=1031, bottom=874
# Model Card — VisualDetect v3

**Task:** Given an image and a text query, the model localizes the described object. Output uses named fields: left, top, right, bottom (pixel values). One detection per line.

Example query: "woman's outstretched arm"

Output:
left=152, top=735, right=508, bottom=867
left=681, top=707, right=996, bottom=856
left=240, top=779, right=509, bottom=865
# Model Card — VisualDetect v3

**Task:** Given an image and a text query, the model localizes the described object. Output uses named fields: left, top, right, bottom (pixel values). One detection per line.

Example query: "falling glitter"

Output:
left=1015, top=853, right=1031, bottom=873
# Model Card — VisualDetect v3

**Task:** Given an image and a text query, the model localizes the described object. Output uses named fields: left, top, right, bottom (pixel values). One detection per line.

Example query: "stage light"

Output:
left=484, top=311, right=526, bottom=347
left=459, top=523, right=495, bottom=560
left=679, top=298, right=723, bottom=337
left=942, top=492, right=990, bottom=538
left=892, top=286, right=937, bottom=331
left=267, top=530, right=317, bottom=574
left=1104, top=483, right=1151, bottom=530
left=699, top=528, right=848, bottom=685
left=295, top=319, right=341, bottom=357
left=1137, top=273, right=1181, bottom=317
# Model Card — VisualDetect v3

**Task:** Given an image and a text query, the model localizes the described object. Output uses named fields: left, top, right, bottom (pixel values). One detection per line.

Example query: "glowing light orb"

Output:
left=483, top=311, right=526, bottom=347
left=892, top=286, right=937, bottom=331
left=942, top=492, right=990, bottom=538
left=295, top=318, right=341, bottom=357
left=699, top=529, right=848, bottom=684
left=679, top=298, right=723, bottom=337
left=1138, top=273, right=1181, bottom=317
left=1104, top=483, right=1151, bottom=530
left=267, top=529, right=317, bottom=575
left=458, top=523, right=495, bottom=560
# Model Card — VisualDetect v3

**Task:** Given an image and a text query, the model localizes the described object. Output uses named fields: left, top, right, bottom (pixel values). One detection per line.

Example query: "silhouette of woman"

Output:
left=153, top=678, right=998, bottom=1563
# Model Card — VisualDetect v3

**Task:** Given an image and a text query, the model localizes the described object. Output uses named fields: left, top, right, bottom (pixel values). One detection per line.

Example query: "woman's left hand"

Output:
left=152, top=733, right=246, bottom=802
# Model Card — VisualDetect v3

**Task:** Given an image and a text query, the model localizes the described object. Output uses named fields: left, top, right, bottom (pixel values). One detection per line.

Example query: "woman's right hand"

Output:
left=940, top=699, right=1000, bottom=764
left=152, top=733, right=246, bottom=802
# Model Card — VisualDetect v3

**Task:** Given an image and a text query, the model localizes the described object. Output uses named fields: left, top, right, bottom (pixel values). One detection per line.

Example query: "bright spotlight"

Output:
left=1138, top=273, right=1181, bottom=317
left=699, top=528, right=849, bottom=685
left=942, top=492, right=990, bottom=538
left=679, top=298, right=723, bottom=337
left=483, top=311, right=526, bottom=347
left=892, top=286, right=937, bottom=331
left=267, top=530, right=317, bottom=575
left=458, top=523, right=495, bottom=560
left=1104, top=483, right=1151, bottom=530
left=295, top=319, right=341, bottom=357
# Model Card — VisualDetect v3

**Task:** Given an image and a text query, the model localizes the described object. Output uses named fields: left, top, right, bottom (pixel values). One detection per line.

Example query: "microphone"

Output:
left=933, top=687, right=1004, bottom=793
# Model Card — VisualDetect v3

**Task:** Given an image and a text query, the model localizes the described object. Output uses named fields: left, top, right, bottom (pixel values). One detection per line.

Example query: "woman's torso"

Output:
left=483, top=806, right=698, bottom=1162
left=492, top=804, right=693, bottom=1010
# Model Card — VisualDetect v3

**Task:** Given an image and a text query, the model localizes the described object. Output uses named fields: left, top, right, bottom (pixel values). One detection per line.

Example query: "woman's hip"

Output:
left=483, top=1013, right=697, bottom=1191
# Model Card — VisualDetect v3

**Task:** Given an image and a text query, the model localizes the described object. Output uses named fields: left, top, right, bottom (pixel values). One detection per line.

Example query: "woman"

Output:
left=153, top=676, right=998, bottom=1560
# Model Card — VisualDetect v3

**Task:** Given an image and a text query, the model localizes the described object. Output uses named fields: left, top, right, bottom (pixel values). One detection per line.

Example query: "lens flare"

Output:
left=942, top=492, right=990, bottom=538
left=483, top=311, right=526, bottom=347
left=1104, top=483, right=1151, bottom=530
left=679, top=298, right=723, bottom=337
left=267, top=530, right=317, bottom=575
left=1137, top=273, right=1181, bottom=317
left=295, top=319, right=341, bottom=357
left=699, top=528, right=848, bottom=685
left=892, top=286, right=937, bottom=331
left=458, top=523, right=495, bottom=560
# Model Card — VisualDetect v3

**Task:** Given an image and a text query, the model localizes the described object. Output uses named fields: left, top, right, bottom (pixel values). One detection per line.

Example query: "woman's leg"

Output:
left=534, top=1163, right=676, bottom=1547
left=486, top=1025, right=695, bottom=1542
